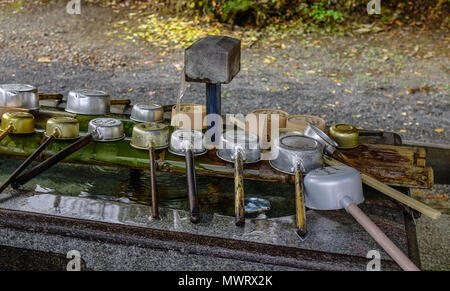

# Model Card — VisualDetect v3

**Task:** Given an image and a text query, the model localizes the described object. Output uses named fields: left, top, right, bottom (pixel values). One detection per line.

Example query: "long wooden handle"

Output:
left=346, top=203, right=420, bottom=271
left=149, top=146, right=159, bottom=219
left=12, top=134, right=94, bottom=188
left=324, top=156, right=442, bottom=220
left=0, top=126, right=13, bottom=143
left=185, top=149, right=200, bottom=223
left=0, top=134, right=55, bottom=193
left=38, top=93, right=63, bottom=100
left=294, top=169, right=307, bottom=239
left=110, top=99, right=131, bottom=106
left=0, top=106, right=29, bottom=116
left=234, top=152, right=245, bottom=227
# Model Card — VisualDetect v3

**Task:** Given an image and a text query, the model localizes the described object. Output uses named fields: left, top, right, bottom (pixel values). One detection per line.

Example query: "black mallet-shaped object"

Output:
left=184, top=35, right=241, bottom=142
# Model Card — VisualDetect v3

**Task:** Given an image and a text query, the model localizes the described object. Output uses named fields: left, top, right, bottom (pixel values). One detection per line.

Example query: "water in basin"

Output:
left=0, top=158, right=295, bottom=218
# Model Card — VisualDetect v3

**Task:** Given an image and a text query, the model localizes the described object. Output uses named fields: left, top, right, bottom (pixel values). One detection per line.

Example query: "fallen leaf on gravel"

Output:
left=38, top=57, right=52, bottom=63
left=406, top=86, right=433, bottom=94
left=434, top=128, right=445, bottom=133
left=355, top=28, right=371, bottom=34
left=417, top=100, right=424, bottom=104
left=385, top=94, right=393, bottom=98
left=352, top=114, right=361, bottom=118
left=148, top=91, right=156, bottom=96
left=144, top=60, right=153, bottom=64
left=306, top=70, right=316, bottom=74
left=423, top=52, right=434, bottom=59
left=173, top=63, right=183, bottom=70
left=399, top=129, right=407, bottom=133
left=344, top=89, right=352, bottom=94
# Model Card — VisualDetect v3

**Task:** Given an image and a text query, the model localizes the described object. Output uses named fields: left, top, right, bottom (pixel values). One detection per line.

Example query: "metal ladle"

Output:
left=130, top=122, right=170, bottom=219
left=269, top=135, right=324, bottom=239
left=0, top=117, right=79, bottom=193
left=12, top=118, right=125, bottom=188
left=303, top=123, right=442, bottom=220
left=0, top=84, right=63, bottom=111
left=304, top=166, right=420, bottom=271
left=217, top=130, right=261, bottom=226
left=0, top=112, right=35, bottom=143
left=168, top=129, right=207, bottom=223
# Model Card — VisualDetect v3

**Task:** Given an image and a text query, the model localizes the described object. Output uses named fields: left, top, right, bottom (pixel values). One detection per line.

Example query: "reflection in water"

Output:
left=0, top=158, right=295, bottom=218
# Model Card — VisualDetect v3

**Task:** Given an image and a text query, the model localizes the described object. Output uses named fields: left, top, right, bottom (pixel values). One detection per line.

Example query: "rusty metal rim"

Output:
left=0, top=208, right=402, bottom=271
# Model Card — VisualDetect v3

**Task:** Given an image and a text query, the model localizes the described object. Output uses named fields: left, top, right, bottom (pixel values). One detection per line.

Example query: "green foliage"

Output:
left=307, top=3, right=344, bottom=25
left=93, top=0, right=449, bottom=28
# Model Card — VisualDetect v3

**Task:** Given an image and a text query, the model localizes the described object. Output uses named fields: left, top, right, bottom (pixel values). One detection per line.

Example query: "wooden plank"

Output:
left=342, top=144, right=417, bottom=167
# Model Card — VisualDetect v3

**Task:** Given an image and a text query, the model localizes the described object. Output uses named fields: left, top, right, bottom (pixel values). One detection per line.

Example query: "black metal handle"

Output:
left=234, top=151, right=245, bottom=227
left=0, top=134, right=55, bottom=193
left=149, top=146, right=159, bottom=219
left=12, top=134, right=94, bottom=188
left=185, top=149, right=200, bottom=223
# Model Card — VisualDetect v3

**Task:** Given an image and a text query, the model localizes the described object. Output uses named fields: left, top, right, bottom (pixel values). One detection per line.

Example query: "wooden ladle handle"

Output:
left=110, top=99, right=131, bottom=106
left=185, top=149, right=200, bottom=223
left=0, top=134, right=55, bottom=193
left=234, top=151, right=245, bottom=227
left=12, top=134, right=94, bottom=188
left=0, top=106, right=30, bottom=116
left=0, top=125, right=13, bottom=143
left=38, top=93, right=63, bottom=100
left=149, top=146, right=159, bottom=219
left=294, top=169, right=307, bottom=239
left=345, top=202, right=420, bottom=271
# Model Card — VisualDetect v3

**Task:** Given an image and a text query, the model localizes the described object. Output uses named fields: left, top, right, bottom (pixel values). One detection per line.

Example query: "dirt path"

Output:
left=0, top=1, right=448, bottom=144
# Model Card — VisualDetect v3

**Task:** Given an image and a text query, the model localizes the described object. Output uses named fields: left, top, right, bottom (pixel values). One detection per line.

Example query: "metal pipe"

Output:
left=206, top=83, right=221, bottom=142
